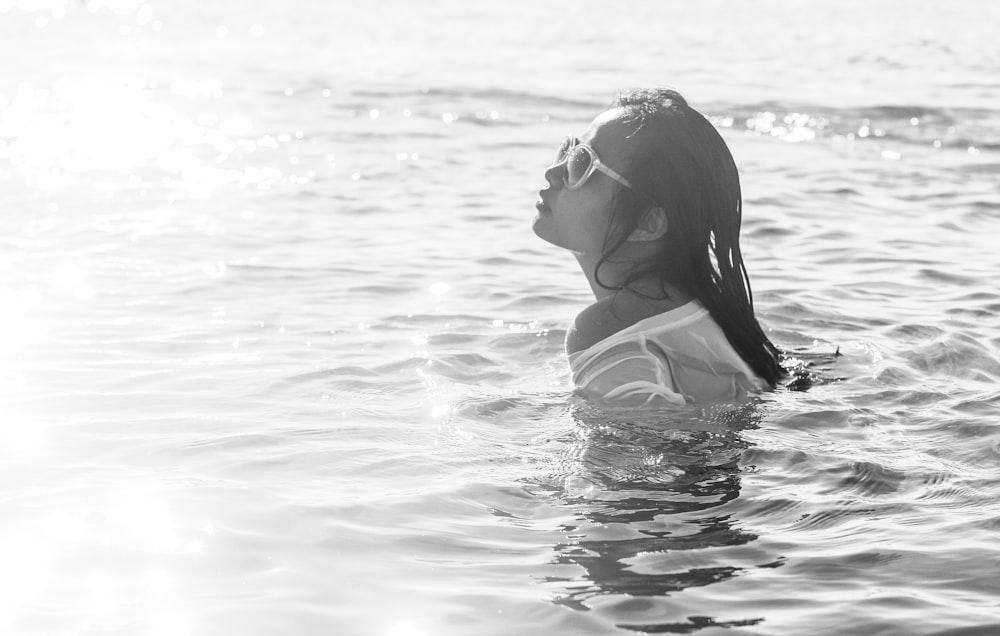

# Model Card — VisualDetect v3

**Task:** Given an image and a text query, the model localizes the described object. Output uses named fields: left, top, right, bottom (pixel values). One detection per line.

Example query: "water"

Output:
left=2, top=1, right=1000, bottom=634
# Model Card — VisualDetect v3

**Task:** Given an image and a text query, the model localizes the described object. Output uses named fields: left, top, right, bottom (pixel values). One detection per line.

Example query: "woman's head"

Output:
left=535, top=89, right=743, bottom=290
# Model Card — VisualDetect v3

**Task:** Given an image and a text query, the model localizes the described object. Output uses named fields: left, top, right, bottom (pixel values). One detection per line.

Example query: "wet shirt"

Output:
left=567, top=301, right=768, bottom=407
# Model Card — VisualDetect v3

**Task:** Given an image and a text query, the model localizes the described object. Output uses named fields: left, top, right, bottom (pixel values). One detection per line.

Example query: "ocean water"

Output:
left=2, top=1, right=1000, bottom=634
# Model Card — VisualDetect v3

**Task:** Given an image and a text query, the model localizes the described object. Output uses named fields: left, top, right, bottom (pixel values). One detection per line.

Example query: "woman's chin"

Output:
left=532, top=215, right=583, bottom=252
left=531, top=213, right=548, bottom=238
left=532, top=216, right=561, bottom=245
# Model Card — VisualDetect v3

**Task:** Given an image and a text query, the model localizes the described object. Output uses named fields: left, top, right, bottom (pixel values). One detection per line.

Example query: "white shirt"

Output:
left=568, top=301, right=768, bottom=407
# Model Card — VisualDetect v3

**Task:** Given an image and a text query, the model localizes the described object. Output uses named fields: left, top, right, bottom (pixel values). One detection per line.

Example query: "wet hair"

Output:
left=594, top=88, right=785, bottom=385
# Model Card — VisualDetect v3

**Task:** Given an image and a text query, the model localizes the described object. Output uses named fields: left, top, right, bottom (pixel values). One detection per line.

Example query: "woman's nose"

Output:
left=543, top=162, right=564, bottom=188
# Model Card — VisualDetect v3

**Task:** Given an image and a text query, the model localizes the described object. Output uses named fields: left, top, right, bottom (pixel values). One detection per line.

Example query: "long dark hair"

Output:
left=595, top=88, right=785, bottom=385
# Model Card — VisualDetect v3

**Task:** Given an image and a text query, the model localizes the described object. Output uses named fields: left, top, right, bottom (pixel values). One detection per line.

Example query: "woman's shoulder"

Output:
left=566, top=290, right=693, bottom=355
left=566, top=297, right=622, bottom=355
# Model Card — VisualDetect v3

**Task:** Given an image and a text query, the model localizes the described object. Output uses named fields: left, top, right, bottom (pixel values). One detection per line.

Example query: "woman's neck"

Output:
left=573, top=252, right=631, bottom=300
left=573, top=251, right=693, bottom=305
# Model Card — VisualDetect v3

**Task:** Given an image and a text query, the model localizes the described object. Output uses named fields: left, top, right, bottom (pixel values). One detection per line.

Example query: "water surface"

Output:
left=2, top=1, right=1000, bottom=634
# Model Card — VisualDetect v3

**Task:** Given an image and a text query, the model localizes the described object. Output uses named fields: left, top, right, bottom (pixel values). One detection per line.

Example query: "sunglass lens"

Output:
left=565, top=145, right=592, bottom=187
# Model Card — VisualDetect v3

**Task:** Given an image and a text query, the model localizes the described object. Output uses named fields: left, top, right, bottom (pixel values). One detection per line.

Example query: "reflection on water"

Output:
left=530, top=402, right=775, bottom=632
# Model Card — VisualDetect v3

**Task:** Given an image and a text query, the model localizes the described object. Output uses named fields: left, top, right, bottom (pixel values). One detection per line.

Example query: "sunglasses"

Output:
left=551, top=136, right=632, bottom=191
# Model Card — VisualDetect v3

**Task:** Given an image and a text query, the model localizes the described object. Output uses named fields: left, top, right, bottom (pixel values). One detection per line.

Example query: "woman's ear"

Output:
left=629, top=206, right=669, bottom=242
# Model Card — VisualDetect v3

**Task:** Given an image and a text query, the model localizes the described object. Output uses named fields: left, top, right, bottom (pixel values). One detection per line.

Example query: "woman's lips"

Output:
left=535, top=192, right=551, bottom=212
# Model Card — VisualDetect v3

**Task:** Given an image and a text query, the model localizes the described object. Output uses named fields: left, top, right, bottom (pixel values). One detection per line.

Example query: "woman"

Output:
left=533, top=88, right=784, bottom=407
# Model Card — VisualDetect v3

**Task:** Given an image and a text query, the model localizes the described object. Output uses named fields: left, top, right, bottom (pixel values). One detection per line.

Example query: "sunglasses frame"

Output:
left=552, top=136, right=633, bottom=191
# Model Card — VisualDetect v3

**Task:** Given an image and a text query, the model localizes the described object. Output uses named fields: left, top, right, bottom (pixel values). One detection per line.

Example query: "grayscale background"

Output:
left=2, top=1, right=999, bottom=634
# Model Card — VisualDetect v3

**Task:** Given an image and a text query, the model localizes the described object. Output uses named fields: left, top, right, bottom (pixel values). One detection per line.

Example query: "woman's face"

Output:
left=532, top=108, right=638, bottom=255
